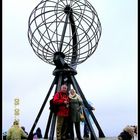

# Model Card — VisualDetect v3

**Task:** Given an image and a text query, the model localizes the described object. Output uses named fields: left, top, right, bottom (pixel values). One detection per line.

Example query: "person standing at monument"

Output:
left=68, top=89, right=83, bottom=140
left=53, top=84, right=70, bottom=140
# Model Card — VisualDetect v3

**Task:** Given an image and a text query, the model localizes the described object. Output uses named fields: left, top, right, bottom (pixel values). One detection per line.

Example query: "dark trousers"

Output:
left=84, top=121, right=90, bottom=137
left=68, top=122, right=83, bottom=140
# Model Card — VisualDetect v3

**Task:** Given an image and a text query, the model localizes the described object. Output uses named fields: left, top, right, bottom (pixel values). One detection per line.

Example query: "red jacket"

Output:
left=53, top=91, right=70, bottom=117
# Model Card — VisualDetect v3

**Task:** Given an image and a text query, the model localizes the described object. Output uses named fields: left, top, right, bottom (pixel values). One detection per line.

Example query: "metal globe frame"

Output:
left=28, top=0, right=102, bottom=67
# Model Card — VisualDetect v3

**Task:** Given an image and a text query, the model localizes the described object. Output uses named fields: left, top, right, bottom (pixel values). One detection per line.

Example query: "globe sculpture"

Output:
left=28, top=0, right=101, bottom=67
left=27, top=0, right=104, bottom=139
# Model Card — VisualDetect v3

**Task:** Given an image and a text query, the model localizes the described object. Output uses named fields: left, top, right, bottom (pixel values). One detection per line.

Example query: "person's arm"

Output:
left=77, top=94, right=83, bottom=110
left=87, top=103, right=95, bottom=111
left=20, top=128, right=28, bottom=138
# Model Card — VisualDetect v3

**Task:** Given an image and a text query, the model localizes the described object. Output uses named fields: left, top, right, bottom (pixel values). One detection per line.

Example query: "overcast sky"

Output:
left=2, top=0, right=138, bottom=137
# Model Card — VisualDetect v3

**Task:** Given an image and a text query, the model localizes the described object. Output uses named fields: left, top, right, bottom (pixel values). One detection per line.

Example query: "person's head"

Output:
left=36, top=127, right=42, bottom=138
left=13, top=120, right=19, bottom=125
left=69, top=89, right=76, bottom=96
left=130, top=125, right=137, bottom=134
left=36, top=127, right=41, bottom=132
left=61, top=84, right=68, bottom=93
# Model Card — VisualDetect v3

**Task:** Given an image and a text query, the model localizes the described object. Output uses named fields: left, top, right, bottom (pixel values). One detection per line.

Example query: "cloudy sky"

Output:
left=3, top=0, right=138, bottom=137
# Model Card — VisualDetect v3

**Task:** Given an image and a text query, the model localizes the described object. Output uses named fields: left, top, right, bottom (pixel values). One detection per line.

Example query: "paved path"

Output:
left=30, top=138, right=117, bottom=140
left=21, top=135, right=138, bottom=140
left=31, top=136, right=138, bottom=140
